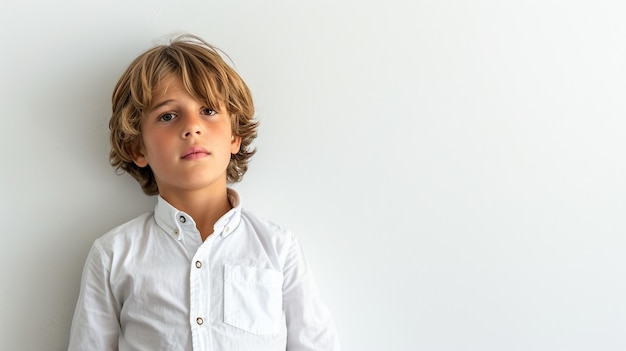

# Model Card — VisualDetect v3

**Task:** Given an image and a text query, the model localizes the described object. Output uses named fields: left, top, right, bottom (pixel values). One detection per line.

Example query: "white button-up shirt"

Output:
left=68, top=189, right=340, bottom=351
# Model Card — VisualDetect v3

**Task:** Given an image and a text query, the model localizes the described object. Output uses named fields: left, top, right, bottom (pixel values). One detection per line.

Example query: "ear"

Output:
left=130, top=142, right=149, bottom=168
left=230, top=135, right=242, bottom=154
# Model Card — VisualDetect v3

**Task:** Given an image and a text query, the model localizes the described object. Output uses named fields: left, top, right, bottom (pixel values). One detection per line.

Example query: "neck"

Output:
left=160, top=186, right=232, bottom=241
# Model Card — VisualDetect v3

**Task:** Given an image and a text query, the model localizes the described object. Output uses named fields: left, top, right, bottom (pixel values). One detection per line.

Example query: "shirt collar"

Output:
left=154, top=188, right=242, bottom=241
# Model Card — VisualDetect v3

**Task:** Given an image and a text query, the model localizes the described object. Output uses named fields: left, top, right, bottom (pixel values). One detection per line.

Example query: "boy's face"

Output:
left=132, top=75, right=241, bottom=197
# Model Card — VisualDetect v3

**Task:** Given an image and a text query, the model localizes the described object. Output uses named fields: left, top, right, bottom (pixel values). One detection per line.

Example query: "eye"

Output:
left=158, top=113, right=176, bottom=122
left=201, top=108, right=217, bottom=116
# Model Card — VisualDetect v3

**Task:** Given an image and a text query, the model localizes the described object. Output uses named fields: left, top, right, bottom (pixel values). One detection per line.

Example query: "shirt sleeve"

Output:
left=67, top=241, right=121, bottom=351
left=282, top=236, right=341, bottom=351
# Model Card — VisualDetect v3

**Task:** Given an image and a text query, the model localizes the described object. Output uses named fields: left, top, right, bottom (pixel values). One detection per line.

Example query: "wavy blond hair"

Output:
left=109, top=34, right=258, bottom=195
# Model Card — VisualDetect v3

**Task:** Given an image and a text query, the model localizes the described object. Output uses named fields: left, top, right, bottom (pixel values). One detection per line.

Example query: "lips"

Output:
left=181, top=146, right=210, bottom=160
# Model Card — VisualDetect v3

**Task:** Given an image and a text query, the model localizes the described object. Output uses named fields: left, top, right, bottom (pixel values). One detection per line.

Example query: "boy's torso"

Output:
left=94, top=200, right=291, bottom=350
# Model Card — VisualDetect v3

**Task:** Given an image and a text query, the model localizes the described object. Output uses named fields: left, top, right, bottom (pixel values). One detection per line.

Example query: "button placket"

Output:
left=189, top=235, right=215, bottom=336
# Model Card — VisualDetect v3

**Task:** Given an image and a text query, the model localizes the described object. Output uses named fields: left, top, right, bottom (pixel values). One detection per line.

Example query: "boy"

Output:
left=68, top=34, right=340, bottom=351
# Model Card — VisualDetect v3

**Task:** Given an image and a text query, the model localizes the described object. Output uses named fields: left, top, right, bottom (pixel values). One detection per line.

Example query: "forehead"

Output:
left=148, top=73, right=227, bottom=113
left=151, top=74, right=185, bottom=99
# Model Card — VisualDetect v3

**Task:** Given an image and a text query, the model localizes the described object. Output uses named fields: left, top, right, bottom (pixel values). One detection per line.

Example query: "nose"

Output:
left=182, top=114, right=203, bottom=138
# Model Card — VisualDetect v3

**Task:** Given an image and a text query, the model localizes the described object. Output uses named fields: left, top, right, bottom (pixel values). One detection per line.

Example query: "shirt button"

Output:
left=195, top=261, right=202, bottom=268
left=179, top=216, right=186, bottom=223
left=196, top=317, right=204, bottom=325
left=225, top=226, right=230, bottom=233
left=173, top=229, right=179, bottom=237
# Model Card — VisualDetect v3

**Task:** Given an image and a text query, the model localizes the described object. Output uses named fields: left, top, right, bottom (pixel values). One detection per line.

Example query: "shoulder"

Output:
left=92, top=211, right=156, bottom=253
left=238, top=208, right=298, bottom=252
left=240, top=208, right=293, bottom=237
left=236, top=208, right=302, bottom=269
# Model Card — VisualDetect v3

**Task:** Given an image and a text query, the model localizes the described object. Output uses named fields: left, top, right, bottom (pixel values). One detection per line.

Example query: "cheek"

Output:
left=142, top=134, right=167, bottom=158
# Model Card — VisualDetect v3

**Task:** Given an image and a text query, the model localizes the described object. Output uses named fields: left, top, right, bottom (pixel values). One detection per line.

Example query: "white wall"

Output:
left=2, top=1, right=625, bottom=350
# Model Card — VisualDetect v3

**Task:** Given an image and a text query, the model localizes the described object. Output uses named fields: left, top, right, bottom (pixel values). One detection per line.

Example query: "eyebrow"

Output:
left=149, top=99, right=175, bottom=112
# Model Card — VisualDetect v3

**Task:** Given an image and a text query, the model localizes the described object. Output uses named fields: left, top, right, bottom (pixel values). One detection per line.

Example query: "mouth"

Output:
left=181, top=146, right=210, bottom=160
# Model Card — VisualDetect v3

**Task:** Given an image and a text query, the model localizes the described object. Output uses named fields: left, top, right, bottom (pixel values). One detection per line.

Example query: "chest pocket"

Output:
left=224, top=264, right=284, bottom=335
